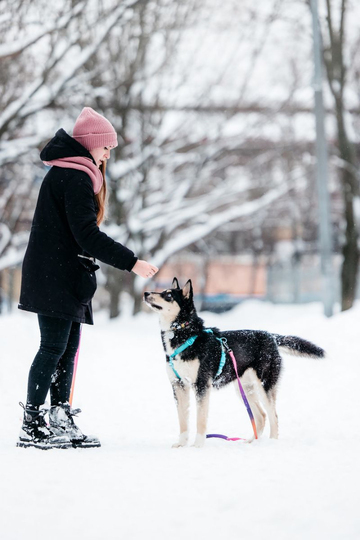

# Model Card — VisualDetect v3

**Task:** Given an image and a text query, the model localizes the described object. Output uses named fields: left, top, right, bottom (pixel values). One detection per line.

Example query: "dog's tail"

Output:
left=273, top=334, right=325, bottom=358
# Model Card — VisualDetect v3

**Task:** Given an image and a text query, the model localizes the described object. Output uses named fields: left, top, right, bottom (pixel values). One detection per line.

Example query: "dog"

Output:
left=144, top=278, right=325, bottom=448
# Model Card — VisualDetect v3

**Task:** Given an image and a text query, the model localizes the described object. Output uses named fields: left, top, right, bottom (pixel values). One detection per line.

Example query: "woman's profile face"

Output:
left=90, top=146, right=111, bottom=168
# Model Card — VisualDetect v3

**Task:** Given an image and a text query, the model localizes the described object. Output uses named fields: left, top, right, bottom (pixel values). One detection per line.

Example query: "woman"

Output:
left=17, top=107, right=158, bottom=450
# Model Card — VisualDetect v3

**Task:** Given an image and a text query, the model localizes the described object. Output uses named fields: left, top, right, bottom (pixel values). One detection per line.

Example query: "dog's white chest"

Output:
left=167, top=357, right=200, bottom=384
left=163, top=333, right=200, bottom=384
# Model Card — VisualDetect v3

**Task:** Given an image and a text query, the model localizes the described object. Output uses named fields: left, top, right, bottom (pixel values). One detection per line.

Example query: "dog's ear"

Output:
left=172, top=277, right=180, bottom=289
left=182, top=279, right=193, bottom=300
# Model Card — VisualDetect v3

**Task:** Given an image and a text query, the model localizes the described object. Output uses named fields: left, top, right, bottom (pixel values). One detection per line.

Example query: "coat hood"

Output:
left=40, top=129, right=96, bottom=164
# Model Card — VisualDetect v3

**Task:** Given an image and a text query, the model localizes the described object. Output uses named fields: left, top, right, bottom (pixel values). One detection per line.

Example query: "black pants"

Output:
left=26, top=314, right=81, bottom=408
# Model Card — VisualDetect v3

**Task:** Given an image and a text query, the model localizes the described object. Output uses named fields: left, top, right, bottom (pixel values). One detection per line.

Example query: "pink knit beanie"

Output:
left=72, top=107, right=118, bottom=151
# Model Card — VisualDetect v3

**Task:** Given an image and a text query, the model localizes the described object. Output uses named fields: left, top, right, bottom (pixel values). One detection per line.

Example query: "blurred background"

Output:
left=0, top=0, right=359, bottom=317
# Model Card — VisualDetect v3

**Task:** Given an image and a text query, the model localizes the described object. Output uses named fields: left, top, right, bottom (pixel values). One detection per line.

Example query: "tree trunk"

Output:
left=133, top=292, right=143, bottom=316
left=106, top=266, right=124, bottom=319
left=335, top=102, right=359, bottom=311
left=341, top=209, right=358, bottom=311
left=0, top=271, right=3, bottom=314
left=129, top=273, right=144, bottom=316
left=322, top=0, right=360, bottom=311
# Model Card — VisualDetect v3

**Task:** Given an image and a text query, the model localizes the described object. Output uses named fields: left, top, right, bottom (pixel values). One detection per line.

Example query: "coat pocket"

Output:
left=76, top=258, right=99, bottom=303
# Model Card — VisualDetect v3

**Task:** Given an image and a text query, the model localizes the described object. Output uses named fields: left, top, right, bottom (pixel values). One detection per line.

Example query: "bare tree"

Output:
left=321, top=0, right=359, bottom=311
left=0, top=0, right=142, bottom=165
left=95, top=0, right=298, bottom=315
left=0, top=0, right=142, bottom=272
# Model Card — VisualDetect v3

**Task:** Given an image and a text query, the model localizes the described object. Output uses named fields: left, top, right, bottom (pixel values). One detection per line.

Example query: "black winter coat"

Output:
left=18, top=129, right=137, bottom=324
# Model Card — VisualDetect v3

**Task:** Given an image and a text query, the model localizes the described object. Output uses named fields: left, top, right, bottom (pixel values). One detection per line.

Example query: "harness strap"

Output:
left=204, top=329, right=226, bottom=378
left=168, top=335, right=198, bottom=380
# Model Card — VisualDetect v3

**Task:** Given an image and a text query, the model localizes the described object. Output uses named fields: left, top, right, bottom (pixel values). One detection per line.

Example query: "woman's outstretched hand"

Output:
left=132, top=260, right=159, bottom=279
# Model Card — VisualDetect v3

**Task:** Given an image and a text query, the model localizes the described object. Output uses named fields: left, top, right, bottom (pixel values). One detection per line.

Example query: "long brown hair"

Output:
left=95, top=160, right=107, bottom=225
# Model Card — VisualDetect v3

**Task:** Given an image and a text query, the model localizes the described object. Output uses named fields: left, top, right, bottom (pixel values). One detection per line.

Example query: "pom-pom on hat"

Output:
left=72, top=107, right=118, bottom=151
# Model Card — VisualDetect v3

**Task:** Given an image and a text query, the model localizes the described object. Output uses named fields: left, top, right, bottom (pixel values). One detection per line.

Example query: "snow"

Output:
left=0, top=300, right=359, bottom=539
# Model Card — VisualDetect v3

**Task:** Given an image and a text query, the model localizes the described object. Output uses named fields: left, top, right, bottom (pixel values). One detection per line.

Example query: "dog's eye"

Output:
left=165, top=293, right=172, bottom=301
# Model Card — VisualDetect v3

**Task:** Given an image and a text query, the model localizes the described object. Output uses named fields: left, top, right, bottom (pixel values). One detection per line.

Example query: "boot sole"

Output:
left=72, top=441, right=101, bottom=448
left=16, top=441, right=72, bottom=450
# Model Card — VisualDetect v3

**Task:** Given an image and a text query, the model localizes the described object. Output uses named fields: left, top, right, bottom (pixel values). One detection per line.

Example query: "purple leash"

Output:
left=206, top=434, right=246, bottom=442
left=206, top=343, right=258, bottom=442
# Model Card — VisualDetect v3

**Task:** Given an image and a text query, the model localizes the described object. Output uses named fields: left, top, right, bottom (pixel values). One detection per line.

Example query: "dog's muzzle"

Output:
left=143, top=292, right=162, bottom=310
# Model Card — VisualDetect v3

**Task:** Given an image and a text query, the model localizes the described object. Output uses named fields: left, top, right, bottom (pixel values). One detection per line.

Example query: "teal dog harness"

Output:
left=168, top=329, right=227, bottom=381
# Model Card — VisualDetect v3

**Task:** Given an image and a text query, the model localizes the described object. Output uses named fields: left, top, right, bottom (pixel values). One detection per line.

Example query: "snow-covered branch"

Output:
left=0, top=135, right=45, bottom=167
left=134, top=182, right=289, bottom=292
left=0, top=2, right=86, bottom=60
left=0, top=0, right=141, bottom=138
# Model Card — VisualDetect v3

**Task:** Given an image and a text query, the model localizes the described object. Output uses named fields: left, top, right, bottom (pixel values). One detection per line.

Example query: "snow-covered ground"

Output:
left=0, top=300, right=359, bottom=540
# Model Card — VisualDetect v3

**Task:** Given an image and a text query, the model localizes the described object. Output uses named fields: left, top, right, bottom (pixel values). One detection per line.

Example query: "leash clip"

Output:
left=220, top=337, right=231, bottom=352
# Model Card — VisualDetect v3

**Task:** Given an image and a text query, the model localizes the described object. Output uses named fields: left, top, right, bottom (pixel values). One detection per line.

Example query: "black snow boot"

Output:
left=17, top=403, right=72, bottom=450
left=49, top=403, right=101, bottom=448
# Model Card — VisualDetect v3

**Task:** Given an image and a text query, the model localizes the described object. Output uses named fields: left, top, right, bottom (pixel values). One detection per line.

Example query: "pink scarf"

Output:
left=43, top=156, right=103, bottom=194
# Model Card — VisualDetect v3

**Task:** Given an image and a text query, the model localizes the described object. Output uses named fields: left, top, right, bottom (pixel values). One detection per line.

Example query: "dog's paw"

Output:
left=192, top=434, right=206, bottom=448
left=172, top=432, right=188, bottom=448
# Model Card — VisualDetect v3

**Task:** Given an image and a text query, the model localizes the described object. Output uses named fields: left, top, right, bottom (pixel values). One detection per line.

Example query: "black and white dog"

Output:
left=144, top=278, right=325, bottom=448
